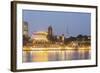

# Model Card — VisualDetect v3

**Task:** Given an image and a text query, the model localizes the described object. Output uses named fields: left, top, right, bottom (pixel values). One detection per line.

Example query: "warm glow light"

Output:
left=32, top=31, right=49, bottom=42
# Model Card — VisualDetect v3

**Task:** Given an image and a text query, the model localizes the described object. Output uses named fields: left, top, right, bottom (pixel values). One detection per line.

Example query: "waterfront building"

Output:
left=32, top=31, right=49, bottom=43
left=47, top=26, right=53, bottom=41
left=48, top=26, right=53, bottom=37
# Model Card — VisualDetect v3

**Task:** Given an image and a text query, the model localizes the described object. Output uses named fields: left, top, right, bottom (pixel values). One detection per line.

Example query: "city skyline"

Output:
left=23, top=10, right=91, bottom=37
left=22, top=10, right=91, bottom=62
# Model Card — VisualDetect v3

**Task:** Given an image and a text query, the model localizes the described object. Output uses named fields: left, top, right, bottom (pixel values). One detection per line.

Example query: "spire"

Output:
left=66, top=24, right=69, bottom=38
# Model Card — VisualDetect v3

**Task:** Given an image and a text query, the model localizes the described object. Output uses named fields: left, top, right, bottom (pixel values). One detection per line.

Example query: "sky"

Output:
left=23, top=10, right=91, bottom=37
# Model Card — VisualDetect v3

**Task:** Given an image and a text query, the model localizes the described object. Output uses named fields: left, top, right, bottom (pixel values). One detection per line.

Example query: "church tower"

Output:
left=48, top=26, right=53, bottom=41
left=48, top=26, right=53, bottom=37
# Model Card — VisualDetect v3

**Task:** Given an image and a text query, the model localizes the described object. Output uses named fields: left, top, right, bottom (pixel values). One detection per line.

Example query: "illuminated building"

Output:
left=32, top=31, right=49, bottom=42
left=61, top=34, right=65, bottom=43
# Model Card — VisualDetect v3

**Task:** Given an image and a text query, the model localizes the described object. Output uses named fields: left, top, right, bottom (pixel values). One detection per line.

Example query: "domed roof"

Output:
left=33, top=31, right=48, bottom=35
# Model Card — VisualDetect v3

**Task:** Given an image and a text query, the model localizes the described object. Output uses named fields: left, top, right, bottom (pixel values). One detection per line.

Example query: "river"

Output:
left=22, top=47, right=91, bottom=62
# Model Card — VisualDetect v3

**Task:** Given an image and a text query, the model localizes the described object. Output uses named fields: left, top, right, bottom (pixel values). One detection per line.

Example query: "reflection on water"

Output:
left=23, top=48, right=91, bottom=62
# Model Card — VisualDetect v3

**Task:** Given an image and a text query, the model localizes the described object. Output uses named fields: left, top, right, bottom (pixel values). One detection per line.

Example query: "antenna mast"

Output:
left=66, top=24, right=69, bottom=38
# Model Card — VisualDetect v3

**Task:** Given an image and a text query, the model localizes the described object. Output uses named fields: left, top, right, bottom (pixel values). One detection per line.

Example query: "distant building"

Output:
left=30, top=25, right=66, bottom=44
left=56, top=34, right=65, bottom=43
left=23, top=21, right=28, bottom=36
left=47, top=26, right=53, bottom=41
left=61, top=34, right=65, bottom=42
left=23, top=21, right=30, bottom=46
left=32, top=31, right=49, bottom=43
left=87, top=36, right=91, bottom=40
left=48, top=26, right=53, bottom=37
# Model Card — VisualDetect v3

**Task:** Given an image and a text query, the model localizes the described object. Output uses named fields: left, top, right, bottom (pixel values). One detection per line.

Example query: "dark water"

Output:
left=23, top=49, right=91, bottom=62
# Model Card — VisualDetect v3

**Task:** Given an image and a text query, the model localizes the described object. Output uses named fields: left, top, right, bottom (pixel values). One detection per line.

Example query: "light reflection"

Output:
left=22, top=47, right=91, bottom=62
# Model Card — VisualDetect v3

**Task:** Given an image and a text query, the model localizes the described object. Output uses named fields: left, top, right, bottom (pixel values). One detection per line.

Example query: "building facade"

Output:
left=23, top=21, right=28, bottom=36
left=32, top=31, right=49, bottom=43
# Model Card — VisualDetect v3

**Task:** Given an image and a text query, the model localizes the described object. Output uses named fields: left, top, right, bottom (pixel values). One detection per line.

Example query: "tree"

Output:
left=77, top=34, right=83, bottom=41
